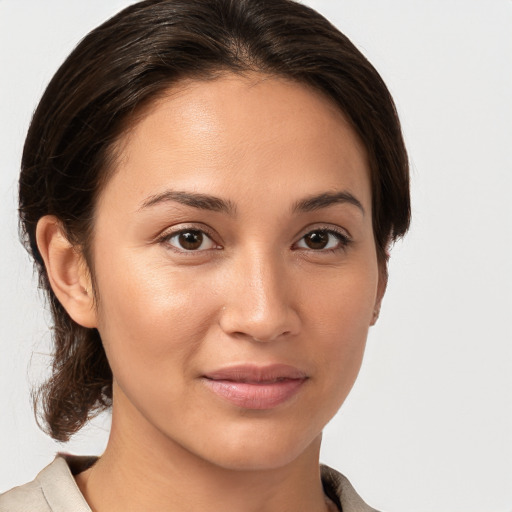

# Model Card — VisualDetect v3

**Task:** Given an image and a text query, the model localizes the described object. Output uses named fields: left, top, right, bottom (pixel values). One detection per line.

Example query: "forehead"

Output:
left=102, top=72, right=371, bottom=212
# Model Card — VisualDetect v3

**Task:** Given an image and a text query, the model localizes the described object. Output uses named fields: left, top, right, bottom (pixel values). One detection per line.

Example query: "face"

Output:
left=88, top=73, right=382, bottom=470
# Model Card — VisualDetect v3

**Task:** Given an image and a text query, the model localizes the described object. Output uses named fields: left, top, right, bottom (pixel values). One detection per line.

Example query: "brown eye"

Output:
left=167, top=230, right=216, bottom=251
left=304, top=231, right=329, bottom=250
left=179, top=231, right=203, bottom=250
left=295, top=229, right=349, bottom=251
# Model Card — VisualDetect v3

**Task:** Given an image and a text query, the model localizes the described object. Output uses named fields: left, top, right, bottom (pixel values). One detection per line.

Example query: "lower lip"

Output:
left=202, top=378, right=306, bottom=409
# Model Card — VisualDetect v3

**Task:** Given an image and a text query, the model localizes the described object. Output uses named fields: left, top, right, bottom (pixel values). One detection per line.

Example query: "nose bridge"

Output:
left=220, top=245, right=299, bottom=342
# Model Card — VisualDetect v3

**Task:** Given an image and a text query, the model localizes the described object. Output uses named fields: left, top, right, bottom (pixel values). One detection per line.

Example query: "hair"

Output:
left=19, top=0, right=410, bottom=441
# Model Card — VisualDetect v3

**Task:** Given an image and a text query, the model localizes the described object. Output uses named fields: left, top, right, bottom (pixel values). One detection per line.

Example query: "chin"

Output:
left=187, top=426, right=323, bottom=472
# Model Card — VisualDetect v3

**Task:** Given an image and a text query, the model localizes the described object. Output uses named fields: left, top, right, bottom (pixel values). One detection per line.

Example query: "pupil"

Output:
left=305, top=231, right=328, bottom=250
left=179, top=231, right=203, bottom=250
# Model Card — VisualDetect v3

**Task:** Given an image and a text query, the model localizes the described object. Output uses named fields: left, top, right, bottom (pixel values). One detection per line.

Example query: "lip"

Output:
left=201, top=364, right=308, bottom=410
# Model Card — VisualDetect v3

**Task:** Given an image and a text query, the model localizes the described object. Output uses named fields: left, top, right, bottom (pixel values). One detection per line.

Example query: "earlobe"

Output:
left=36, top=215, right=97, bottom=328
left=370, top=262, right=388, bottom=326
left=370, top=307, right=380, bottom=326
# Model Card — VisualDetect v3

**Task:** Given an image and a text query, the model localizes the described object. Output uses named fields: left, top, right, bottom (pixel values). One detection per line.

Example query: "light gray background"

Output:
left=1, top=1, right=511, bottom=511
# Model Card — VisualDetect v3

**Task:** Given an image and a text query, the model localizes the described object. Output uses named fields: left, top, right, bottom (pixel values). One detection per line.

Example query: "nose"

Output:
left=218, top=250, right=301, bottom=343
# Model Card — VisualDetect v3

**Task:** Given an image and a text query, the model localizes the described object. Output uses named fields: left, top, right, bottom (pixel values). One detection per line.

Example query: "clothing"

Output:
left=0, top=455, right=379, bottom=512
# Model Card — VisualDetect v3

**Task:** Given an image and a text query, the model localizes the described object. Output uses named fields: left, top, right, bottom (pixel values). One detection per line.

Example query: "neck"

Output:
left=76, top=401, right=330, bottom=512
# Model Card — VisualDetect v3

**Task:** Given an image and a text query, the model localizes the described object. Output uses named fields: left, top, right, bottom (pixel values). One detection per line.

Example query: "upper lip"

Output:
left=203, top=364, right=308, bottom=383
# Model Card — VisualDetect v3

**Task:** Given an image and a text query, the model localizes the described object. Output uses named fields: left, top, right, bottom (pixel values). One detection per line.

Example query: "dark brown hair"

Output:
left=19, top=0, right=410, bottom=441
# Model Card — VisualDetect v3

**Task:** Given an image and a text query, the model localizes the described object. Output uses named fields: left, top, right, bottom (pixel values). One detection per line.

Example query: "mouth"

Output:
left=201, top=364, right=308, bottom=410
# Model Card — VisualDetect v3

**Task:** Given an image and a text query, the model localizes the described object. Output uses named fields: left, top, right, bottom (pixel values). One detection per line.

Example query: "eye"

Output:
left=166, top=229, right=218, bottom=251
left=294, top=229, right=349, bottom=251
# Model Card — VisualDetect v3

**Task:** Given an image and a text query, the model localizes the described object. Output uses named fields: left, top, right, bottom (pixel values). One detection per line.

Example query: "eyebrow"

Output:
left=292, top=191, right=365, bottom=215
left=138, top=189, right=364, bottom=216
left=138, top=190, right=236, bottom=214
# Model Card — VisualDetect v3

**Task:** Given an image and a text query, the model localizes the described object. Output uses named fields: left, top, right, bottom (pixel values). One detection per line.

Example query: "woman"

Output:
left=0, top=0, right=409, bottom=511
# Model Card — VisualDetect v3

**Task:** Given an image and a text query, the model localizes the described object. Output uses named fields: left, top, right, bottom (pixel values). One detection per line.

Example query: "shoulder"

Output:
left=0, top=455, right=94, bottom=512
left=321, top=464, right=381, bottom=512
left=0, top=475, right=50, bottom=512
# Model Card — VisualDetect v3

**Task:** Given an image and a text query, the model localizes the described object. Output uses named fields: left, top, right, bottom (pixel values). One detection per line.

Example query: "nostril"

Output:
left=250, top=330, right=292, bottom=343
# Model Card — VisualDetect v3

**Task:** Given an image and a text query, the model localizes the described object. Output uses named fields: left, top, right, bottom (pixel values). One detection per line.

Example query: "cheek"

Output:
left=92, top=250, right=220, bottom=378
left=303, top=257, right=379, bottom=336
left=302, top=258, right=379, bottom=387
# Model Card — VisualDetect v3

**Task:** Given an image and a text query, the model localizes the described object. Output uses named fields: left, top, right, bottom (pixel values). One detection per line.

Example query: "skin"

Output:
left=37, top=73, right=384, bottom=512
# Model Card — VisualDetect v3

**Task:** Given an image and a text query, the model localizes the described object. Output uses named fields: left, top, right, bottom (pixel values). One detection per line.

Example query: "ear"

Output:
left=36, top=215, right=97, bottom=328
left=370, top=261, right=388, bottom=326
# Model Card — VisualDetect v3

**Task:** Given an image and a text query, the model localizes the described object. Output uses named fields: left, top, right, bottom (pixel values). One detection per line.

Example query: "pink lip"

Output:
left=202, top=364, right=308, bottom=410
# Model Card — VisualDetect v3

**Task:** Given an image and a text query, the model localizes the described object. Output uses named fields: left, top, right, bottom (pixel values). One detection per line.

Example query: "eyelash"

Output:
left=157, top=226, right=352, bottom=254
left=293, top=227, right=351, bottom=253
left=157, top=226, right=221, bottom=254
